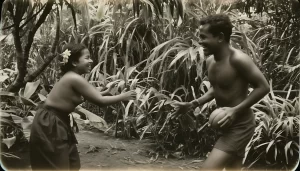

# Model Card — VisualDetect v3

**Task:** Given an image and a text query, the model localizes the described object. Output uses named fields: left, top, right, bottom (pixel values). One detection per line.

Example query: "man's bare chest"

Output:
left=208, top=61, right=238, bottom=88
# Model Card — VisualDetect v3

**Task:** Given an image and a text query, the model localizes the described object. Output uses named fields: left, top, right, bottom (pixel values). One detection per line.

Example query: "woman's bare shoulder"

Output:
left=61, top=72, right=86, bottom=83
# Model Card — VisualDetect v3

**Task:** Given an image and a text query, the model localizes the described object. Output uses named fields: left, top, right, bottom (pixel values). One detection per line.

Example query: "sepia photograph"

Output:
left=0, top=0, right=299, bottom=170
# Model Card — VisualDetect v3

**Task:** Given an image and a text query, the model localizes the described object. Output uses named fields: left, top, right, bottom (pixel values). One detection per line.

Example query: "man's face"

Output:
left=199, top=24, right=220, bottom=56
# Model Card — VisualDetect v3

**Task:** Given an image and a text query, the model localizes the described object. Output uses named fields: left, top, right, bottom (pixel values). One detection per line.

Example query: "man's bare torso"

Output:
left=207, top=48, right=250, bottom=110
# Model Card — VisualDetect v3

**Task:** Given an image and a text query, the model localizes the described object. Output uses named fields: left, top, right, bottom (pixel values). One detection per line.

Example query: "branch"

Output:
left=24, top=53, right=58, bottom=82
left=2, top=6, right=40, bottom=30
left=2, top=4, right=45, bottom=30
left=7, top=0, right=55, bottom=92
left=6, top=0, right=25, bottom=92
left=25, top=5, right=60, bottom=82
left=31, top=0, right=54, bottom=34
left=10, top=8, right=22, bottom=55
left=50, top=6, right=60, bottom=54
left=23, top=0, right=54, bottom=73
left=21, top=3, right=37, bottom=21
left=13, top=0, right=30, bottom=25
left=2, top=24, right=16, bottom=31
left=20, top=4, right=45, bottom=29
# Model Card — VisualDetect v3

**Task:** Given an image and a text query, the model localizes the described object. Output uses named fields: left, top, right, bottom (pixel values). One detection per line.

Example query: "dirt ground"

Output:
left=1, top=130, right=204, bottom=171
left=77, top=130, right=203, bottom=170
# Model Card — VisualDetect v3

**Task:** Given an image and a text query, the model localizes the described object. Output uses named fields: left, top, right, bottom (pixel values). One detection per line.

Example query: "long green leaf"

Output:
left=168, top=49, right=189, bottom=68
left=140, top=124, right=152, bottom=140
left=23, top=80, right=40, bottom=99
left=266, top=140, right=274, bottom=154
left=125, top=100, right=134, bottom=118
left=285, top=141, right=293, bottom=164
left=119, top=17, right=138, bottom=45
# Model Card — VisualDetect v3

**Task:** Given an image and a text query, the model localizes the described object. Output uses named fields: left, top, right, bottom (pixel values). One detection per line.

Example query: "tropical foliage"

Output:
left=1, top=0, right=299, bottom=170
left=243, top=84, right=299, bottom=169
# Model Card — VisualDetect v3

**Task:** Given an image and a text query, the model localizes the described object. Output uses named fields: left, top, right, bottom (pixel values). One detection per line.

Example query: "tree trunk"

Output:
left=7, top=0, right=55, bottom=92
left=8, top=26, right=25, bottom=92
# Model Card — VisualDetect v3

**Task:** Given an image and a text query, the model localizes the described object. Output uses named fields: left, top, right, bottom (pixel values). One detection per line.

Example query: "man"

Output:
left=173, top=14, right=269, bottom=170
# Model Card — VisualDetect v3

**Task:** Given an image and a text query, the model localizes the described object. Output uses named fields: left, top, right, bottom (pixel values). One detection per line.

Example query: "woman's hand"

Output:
left=106, top=82, right=117, bottom=92
left=121, top=90, right=137, bottom=101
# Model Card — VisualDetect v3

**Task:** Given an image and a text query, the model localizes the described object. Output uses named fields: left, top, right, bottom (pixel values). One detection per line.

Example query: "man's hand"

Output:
left=171, top=101, right=193, bottom=114
left=169, top=101, right=192, bottom=119
left=217, top=107, right=237, bottom=128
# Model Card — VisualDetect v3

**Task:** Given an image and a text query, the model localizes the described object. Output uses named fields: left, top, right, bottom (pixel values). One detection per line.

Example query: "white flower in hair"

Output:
left=61, top=49, right=71, bottom=64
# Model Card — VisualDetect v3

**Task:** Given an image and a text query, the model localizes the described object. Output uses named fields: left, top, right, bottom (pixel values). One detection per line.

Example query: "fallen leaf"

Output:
left=86, top=145, right=101, bottom=154
left=75, top=106, right=108, bottom=131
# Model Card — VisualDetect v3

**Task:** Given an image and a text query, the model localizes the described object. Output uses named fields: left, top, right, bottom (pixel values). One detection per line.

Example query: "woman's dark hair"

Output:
left=200, top=14, right=233, bottom=42
left=60, top=43, right=87, bottom=74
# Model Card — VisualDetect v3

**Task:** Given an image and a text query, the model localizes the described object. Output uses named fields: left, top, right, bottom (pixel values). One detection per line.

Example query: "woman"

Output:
left=29, top=43, right=136, bottom=170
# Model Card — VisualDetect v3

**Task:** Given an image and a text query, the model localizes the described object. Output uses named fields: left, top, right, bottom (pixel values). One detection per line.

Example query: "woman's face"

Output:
left=73, top=48, right=93, bottom=74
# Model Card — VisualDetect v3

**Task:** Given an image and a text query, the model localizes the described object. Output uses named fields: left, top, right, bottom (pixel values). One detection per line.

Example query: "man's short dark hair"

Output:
left=200, top=14, right=233, bottom=42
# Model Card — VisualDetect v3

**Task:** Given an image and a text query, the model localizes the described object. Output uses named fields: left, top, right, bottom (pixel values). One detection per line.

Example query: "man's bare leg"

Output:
left=202, top=148, right=235, bottom=170
left=225, top=157, right=243, bottom=171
